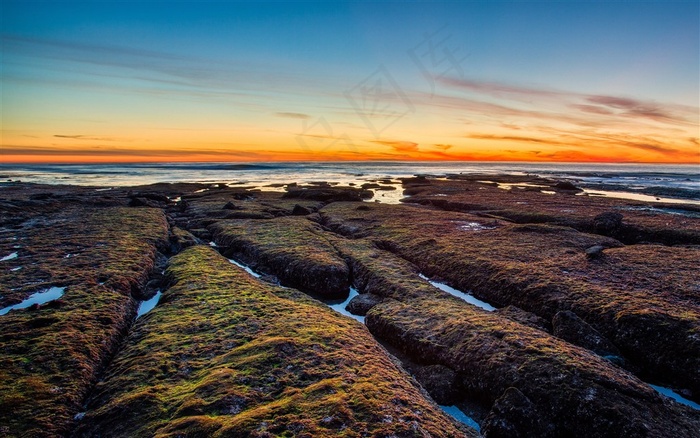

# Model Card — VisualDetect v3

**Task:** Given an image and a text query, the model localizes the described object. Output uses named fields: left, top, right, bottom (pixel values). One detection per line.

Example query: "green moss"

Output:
left=210, top=217, right=350, bottom=298
left=320, top=201, right=700, bottom=397
left=365, top=297, right=700, bottom=437
left=75, top=245, right=471, bottom=437
left=0, top=206, right=169, bottom=437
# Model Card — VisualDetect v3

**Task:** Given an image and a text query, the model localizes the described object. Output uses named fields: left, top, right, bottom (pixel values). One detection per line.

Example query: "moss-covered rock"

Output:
left=320, top=202, right=700, bottom=400
left=210, top=217, right=350, bottom=298
left=0, top=204, right=169, bottom=437
left=366, top=297, right=700, bottom=437
left=75, top=245, right=472, bottom=437
left=401, top=176, right=700, bottom=245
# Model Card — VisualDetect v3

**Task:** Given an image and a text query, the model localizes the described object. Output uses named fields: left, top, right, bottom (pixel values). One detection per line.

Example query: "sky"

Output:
left=1, top=1, right=698, bottom=164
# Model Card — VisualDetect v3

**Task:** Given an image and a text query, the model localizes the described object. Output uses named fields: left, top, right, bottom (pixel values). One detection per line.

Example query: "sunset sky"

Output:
left=2, top=1, right=698, bottom=164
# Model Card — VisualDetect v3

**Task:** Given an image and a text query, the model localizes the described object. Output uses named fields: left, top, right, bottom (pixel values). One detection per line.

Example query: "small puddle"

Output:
left=579, top=189, right=700, bottom=206
left=226, top=257, right=364, bottom=322
left=497, top=182, right=549, bottom=191
left=0, top=286, right=65, bottom=315
left=650, top=385, right=700, bottom=410
left=208, top=241, right=218, bottom=247
left=228, top=258, right=262, bottom=278
left=363, top=191, right=407, bottom=205
left=325, top=287, right=364, bottom=323
left=622, top=206, right=700, bottom=218
left=438, top=405, right=481, bottom=432
left=1, top=252, right=18, bottom=261
left=420, top=274, right=496, bottom=311
left=136, top=291, right=162, bottom=319
left=456, top=221, right=497, bottom=232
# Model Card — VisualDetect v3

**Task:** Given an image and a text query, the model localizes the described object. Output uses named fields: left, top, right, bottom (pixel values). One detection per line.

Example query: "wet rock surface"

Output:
left=74, top=246, right=469, bottom=437
left=553, top=310, right=621, bottom=357
left=320, top=201, right=700, bottom=401
left=401, top=176, right=700, bottom=245
left=346, top=292, right=384, bottom=316
left=3, top=177, right=699, bottom=437
left=210, top=217, right=351, bottom=298
left=366, top=297, right=699, bottom=437
left=0, top=188, right=169, bottom=436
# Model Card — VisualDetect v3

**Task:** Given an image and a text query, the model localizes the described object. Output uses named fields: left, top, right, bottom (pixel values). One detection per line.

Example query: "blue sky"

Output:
left=2, top=1, right=698, bottom=163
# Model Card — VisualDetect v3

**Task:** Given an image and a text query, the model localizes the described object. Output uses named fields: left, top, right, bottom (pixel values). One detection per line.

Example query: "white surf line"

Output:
left=0, top=287, right=65, bottom=315
left=1, top=252, right=18, bottom=261
left=649, top=385, right=700, bottom=410
left=419, top=274, right=496, bottom=311
left=438, top=405, right=481, bottom=432
left=136, top=290, right=162, bottom=319
left=326, top=287, right=364, bottom=323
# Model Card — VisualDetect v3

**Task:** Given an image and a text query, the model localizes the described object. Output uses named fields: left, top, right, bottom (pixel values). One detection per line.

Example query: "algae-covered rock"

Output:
left=75, top=246, right=473, bottom=437
left=211, top=217, right=350, bottom=298
left=553, top=310, right=621, bottom=357
left=283, top=186, right=373, bottom=202
left=365, top=297, right=700, bottom=437
left=495, top=305, right=551, bottom=332
left=401, top=176, right=700, bottom=245
left=346, top=292, right=384, bottom=316
left=481, top=387, right=549, bottom=437
left=0, top=204, right=169, bottom=437
left=413, top=364, right=463, bottom=405
left=320, top=202, right=700, bottom=399
left=170, top=226, right=199, bottom=251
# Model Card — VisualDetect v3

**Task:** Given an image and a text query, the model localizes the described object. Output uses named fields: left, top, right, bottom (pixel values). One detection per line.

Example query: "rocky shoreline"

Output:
left=1, top=176, right=698, bottom=437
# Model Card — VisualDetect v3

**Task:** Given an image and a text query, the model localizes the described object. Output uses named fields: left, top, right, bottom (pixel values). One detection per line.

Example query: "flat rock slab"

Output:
left=75, top=245, right=472, bottom=437
left=0, top=204, right=169, bottom=437
left=401, top=177, right=700, bottom=245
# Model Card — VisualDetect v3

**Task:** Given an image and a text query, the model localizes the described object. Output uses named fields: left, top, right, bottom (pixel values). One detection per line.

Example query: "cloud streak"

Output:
left=371, top=140, right=419, bottom=152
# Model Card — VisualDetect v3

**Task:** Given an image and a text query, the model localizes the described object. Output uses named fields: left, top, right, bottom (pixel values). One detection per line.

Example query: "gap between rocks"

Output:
left=69, top=218, right=186, bottom=433
left=206, top=233, right=482, bottom=432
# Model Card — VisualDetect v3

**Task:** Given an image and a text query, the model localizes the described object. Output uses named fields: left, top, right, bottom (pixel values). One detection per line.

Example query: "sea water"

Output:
left=1, top=162, right=697, bottom=204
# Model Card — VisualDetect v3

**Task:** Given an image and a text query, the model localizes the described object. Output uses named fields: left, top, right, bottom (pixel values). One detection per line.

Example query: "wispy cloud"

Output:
left=436, top=77, right=566, bottom=100
left=585, top=95, right=680, bottom=123
left=275, top=112, right=311, bottom=120
left=371, top=140, right=419, bottom=152
left=1, top=33, right=337, bottom=111
left=466, top=134, right=566, bottom=146
left=54, top=134, right=123, bottom=141
left=436, top=76, right=697, bottom=125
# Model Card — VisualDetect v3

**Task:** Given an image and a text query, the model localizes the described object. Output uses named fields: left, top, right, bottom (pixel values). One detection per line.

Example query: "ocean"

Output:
left=1, top=162, right=698, bottom=204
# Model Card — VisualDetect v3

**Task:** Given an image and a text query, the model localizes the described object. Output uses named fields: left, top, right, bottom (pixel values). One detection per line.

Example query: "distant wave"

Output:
left=132, top=163, right=285, bottom=171
left=0, top=162, right=286, bottom=172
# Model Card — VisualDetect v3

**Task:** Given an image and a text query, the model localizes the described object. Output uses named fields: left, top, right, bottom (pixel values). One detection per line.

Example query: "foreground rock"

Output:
left=329, top=237, right=700, bottom=436
left=75, top=246, right=472, bottom=437
left=367, top=298, right=699, bottom=437
left=321, top=202, right=700, bottom=400
left=0, top=202, right=168, bottom=437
